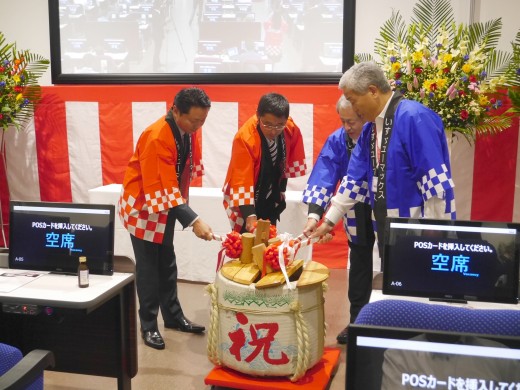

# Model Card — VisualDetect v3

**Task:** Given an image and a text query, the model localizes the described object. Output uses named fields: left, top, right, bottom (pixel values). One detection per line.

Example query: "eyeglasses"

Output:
left=259, top=118, right=286, bottom=130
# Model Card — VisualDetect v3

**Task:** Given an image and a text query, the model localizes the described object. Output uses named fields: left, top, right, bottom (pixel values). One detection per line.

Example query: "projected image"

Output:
left=57, top=0, right=344, bottom=75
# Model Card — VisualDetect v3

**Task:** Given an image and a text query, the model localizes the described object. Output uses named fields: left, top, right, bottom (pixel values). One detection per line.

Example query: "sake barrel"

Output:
left=206, top=269, right=326, bottom=381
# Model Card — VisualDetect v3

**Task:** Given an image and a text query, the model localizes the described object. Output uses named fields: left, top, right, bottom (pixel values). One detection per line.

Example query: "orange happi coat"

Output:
left=118, top=115, right=203, bottom=243
left=222, top=114, right=306, bottom=231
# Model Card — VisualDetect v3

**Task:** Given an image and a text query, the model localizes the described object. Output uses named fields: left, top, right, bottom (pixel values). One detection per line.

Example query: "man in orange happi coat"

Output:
left=222, top=92, right=307, bottom=233
left=119, top=87, right=214, bottom=350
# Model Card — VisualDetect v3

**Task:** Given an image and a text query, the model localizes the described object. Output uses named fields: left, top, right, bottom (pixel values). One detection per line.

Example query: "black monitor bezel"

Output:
left=8, top=200, right=115, bottom=275
left=382, top=217, right=520, bottom=305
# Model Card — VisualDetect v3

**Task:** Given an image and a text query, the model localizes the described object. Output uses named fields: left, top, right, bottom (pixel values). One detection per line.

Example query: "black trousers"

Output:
left=130, top=234, right=182, bottom=332
left=348, top=238, right=375, bottom=323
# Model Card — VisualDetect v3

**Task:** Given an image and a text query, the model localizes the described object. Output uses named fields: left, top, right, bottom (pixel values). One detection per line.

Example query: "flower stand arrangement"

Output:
left=356, top=0, right=520, bottom=143
left=0, top=31, right=49, bottom=247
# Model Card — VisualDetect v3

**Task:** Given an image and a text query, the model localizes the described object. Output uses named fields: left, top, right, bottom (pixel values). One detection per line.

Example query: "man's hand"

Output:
left=192, top=219, right=213, bottom=241
left=303, top=217, right=318, bottom=237
left=245, top=215, right=257, bottom=233
left=317, top=232, right=334, bottom=244
left=310, top=221, right=334, bottom=241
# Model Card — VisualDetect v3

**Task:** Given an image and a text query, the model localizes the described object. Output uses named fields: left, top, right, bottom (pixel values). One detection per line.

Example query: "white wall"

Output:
left=478, top=0, right=520, bottom=51
left=355, top=0, right=519, bottom=55
left=354, top=0, right=472, bottom=55
left=0, top=0, right=518, bottom=87
left=1, top=1, right=52, bottom=85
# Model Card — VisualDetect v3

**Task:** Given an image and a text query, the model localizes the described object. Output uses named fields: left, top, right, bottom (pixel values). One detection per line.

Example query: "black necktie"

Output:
left=183, top=134, right=189, bottom=157
left=266, top=139, right=277, bottom=198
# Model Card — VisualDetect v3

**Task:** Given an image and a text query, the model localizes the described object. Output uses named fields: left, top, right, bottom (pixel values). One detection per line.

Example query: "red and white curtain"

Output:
left=1, top=84, right=519, bottom=267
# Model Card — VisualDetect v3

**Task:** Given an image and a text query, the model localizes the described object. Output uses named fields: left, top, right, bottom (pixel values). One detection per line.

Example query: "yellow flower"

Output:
left=478, top=95, right=489, bottom=106
left=435, top=78, right=448, bottom=89
left=442, top=53, right=453, bottom=64
left=391, top=62, right=401, bottom=72
left=461, top=63, right=472, bottom=74
left=16, top=93, right=24, bottom=102
left=423, top=79, right=434, bottom=91
left=412, top=51, right=423, bottom=62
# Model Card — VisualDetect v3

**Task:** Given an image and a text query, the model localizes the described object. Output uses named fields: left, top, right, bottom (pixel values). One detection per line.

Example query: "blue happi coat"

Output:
left=303, top=127, right=369, bottom=243
left=335, top=99, right=456, bottom=225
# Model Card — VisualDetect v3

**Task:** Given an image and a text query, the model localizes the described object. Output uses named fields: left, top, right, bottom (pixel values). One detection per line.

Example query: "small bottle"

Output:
left=78, top=256, right=89, bottom=288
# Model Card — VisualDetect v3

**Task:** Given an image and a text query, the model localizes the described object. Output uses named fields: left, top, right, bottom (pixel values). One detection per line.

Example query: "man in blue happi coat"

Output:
left=312, top=61, right=456, bottom=292
left=302, top=95, right=375, bottom=344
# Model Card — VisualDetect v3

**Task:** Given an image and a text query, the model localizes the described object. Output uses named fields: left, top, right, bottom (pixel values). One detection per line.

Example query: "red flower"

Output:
left=469, top=75, right=477, bottom=83
left=0, top=66, right=4, bottom=72
left=489, top=97, right=497, bottom=104
left=394, top=72, right=402, bottom=79
left=429, top=83, right=437, bottom=91
left=14, top=86, right=23, bottom=93
left=269, top=224, right=277, bottom=239
left=414, top=67, right=423, bottom=74
left=458, top=90, right=465, bottom=97
left=460, top=110, right=469, bottom=120
left=222, top=231, right=242, bottom=258
left=443, top=67, right=450, bottom=73
left=264, top=243, right=289, bottom=271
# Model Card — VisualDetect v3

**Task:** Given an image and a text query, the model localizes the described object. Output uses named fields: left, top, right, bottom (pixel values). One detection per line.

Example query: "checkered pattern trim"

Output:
left=387, top=207, right=422, bottom=218
left=227, top=185, right=255, bottom=207
left=387, top=208, right=400, bottom=217
left=448, top=198, right=457, bottom=219
left=344, top=205, right=375, bottom=244
left=191, top=163, right=204, bottom=179
left=343, top=207, right=356, bottom=242
left=302, top=184, right=331, bottom=208
left=337, top=178, right=370, bottom=203
left=118, top=192, right=168, bottom=243
left=388, top=204, right=455, bottom=220
left=144, top=187, right=184, bottom=214
left=418, top=164, right=455, bottom=201
left=223, top=195, right=244, bottom=232
left=285, top=160, right=307, bottom=178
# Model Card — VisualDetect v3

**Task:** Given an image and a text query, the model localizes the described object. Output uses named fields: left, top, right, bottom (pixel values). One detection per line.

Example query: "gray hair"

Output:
left=336, top=95, right=352, bottom=112
left=338, top=62, right=391, bottom=94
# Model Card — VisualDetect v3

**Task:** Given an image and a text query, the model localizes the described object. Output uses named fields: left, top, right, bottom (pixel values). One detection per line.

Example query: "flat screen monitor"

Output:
left=8, top=201, right=114, bottom=275
left=383, top=218, right=520, bottom=304
left=346, top=324, right=520, bottom=390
